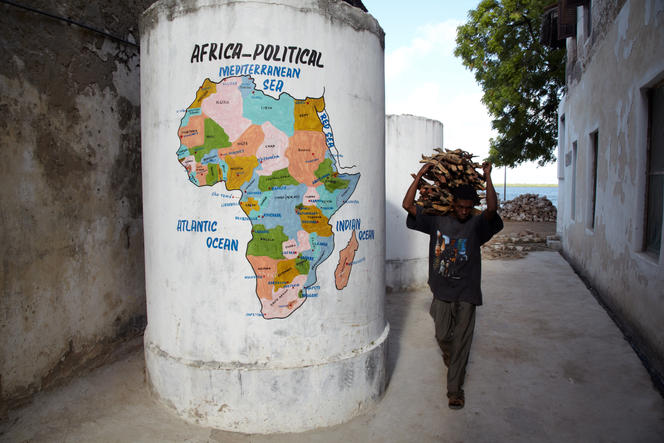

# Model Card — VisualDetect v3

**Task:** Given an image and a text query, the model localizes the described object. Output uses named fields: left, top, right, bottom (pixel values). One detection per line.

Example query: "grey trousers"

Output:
left=429, top=298, right=476, bottom=396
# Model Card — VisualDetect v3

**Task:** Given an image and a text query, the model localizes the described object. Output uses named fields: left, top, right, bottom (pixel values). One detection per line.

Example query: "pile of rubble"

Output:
left=481, top=230, right=549, bottom=260
left=499, top=193, right=557, bottom=222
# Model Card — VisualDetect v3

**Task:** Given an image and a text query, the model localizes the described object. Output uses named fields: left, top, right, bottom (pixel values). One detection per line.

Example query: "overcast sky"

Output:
left=362, top=0, right=559, bottom=184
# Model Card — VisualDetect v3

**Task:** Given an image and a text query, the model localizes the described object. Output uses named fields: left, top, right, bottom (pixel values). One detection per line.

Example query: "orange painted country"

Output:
left=246, top=255, right=279, bottom=302
left=285, top=131, right=327, bottom=186
left=194, top=163, right=208, bottom=186
left=217, top=124, right=264, bottom=162
left=178, top=114, right=206, bottom=148
left=335, top=230, right=359, bottom=290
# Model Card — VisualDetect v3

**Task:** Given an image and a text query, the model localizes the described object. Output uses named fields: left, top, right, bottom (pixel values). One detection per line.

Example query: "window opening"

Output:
left=559, top=115, right=566, bottom=180
left=590, top=131, right=598, bottom=229
left=645, top=82, right=664, bottom=257
left=584, top=1, right=592, bottom=39
left=572, top=141, right=578, bottom=220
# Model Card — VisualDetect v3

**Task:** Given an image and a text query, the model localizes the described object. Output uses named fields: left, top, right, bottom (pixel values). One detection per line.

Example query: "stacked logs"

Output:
left=413, top=148, right=485, bottom=215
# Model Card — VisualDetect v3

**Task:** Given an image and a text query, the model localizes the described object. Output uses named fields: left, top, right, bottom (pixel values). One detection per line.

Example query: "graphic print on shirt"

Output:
left=433, top=230, right=468, bottom=280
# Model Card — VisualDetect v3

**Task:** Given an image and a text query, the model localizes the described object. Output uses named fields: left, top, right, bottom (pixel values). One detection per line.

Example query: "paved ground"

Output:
left=2, top=251, right=663, bottom=442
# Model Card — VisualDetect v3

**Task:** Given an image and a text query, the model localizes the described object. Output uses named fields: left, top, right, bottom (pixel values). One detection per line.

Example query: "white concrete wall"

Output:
left=385, top=114, right=443, bottom=290
left=558, top=0, right=664, bottom=382
left=140, top=0, right=387, bottom=433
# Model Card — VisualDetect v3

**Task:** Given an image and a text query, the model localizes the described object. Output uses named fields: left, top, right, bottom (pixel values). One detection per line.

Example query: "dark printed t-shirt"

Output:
left=406, top=206, right=503, bottom=305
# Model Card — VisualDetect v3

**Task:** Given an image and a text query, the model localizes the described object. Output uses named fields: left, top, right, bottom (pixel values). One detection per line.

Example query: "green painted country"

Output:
left=295, top=254, right=310, bottom=274
left=258, top=167, right=300, bottom=192
left=191, top=118, right=232, bottom=162
left=314, top=158, right=350, bottom=192
left=247, top=224, right=289, bottom=259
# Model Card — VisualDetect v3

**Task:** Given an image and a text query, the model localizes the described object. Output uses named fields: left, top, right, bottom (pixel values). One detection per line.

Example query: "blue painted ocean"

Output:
left=496, top=186, right=559, bottom=208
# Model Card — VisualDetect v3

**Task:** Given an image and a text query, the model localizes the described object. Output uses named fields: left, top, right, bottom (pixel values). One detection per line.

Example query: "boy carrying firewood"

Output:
left=402, top=158, right=503, bottom=409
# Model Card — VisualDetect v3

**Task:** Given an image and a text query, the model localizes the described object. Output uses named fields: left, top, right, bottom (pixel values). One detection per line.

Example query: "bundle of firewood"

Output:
left=413, top=148, right=485, bottom=215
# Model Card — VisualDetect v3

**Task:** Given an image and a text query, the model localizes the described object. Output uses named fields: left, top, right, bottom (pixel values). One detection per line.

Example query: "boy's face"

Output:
left=452, top=198, right=474, bottom=222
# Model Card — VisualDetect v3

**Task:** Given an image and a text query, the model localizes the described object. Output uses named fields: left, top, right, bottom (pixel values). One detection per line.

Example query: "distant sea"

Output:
left=494, top=185, right=559, bottom=208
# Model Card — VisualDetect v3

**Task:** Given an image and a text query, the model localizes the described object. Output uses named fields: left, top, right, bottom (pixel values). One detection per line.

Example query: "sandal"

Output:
left=448, top=392, right=465, bottom=410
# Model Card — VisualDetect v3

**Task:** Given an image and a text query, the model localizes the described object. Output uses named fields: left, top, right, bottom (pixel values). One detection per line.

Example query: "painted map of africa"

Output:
left=177, top=75, right=360, bottom=319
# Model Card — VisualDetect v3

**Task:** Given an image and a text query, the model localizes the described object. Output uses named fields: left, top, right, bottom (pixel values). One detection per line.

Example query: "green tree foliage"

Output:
left=455, top=0, right=565, bottom=166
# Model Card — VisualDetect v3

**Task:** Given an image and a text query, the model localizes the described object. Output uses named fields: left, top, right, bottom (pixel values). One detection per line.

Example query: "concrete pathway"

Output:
left=2, top=251, right=663, bottom=442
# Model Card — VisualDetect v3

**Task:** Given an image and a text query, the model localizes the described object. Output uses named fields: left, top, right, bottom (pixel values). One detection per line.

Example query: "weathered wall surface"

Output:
left=0, top=0, right=154, bottom=413
left=558, top=0, right=664, bottom=384
left=385, top=114, right=443, bottom=291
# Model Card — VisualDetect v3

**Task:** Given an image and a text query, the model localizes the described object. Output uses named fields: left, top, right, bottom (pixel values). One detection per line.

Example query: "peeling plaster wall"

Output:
left=558, top=0, right=664, bottom=383
left=385, top=114, right=443, bottom=291
left=0, top=0, right=154, bottom=412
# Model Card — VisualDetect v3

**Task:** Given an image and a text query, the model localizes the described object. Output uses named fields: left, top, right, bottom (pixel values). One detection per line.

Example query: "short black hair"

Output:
left=451, top=185, right=480, bottom=205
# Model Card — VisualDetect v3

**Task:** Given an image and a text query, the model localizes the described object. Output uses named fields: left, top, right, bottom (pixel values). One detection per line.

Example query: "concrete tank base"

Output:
left=144, top=324, right=389, bottom=434
left=386, top=258, right=429, bottom=292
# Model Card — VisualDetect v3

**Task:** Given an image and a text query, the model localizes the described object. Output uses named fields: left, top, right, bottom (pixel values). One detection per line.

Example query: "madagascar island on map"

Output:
left=176, top=76, right=360, bottom=319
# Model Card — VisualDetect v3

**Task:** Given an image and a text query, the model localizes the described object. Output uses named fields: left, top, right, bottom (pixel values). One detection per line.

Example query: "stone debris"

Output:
left=413, top=148, right=485, bottom=216
left=546, top=235, right=562, bottom=250
left=482, top=230, right=550, bottom=260
left=499, top=193, right=557, bottom=222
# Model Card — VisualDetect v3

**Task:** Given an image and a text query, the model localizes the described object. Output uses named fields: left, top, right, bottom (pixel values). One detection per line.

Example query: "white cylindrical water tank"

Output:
left=140, top=0, right=387, bottom=434
left=385, top=114, right=444, bottom=290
